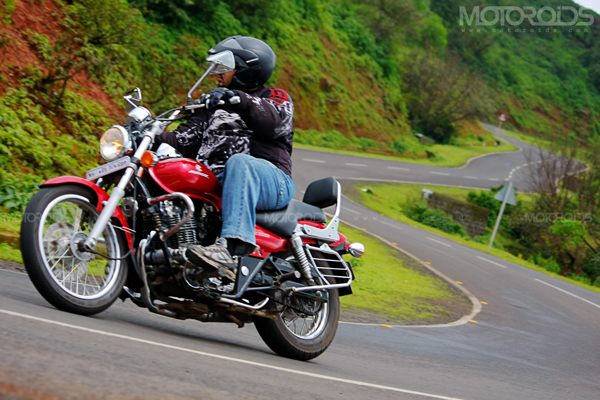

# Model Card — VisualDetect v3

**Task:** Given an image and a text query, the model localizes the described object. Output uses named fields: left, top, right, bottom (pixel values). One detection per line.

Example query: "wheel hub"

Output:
left=70, top=232, right=94, bottom=262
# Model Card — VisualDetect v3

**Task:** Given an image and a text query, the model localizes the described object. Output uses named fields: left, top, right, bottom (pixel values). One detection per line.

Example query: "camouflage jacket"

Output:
left=155, top=86, right=294, bottom=176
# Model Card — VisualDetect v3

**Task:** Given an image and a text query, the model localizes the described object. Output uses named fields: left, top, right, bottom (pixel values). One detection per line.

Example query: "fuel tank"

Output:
left=149, top=158, right=222, bottom=209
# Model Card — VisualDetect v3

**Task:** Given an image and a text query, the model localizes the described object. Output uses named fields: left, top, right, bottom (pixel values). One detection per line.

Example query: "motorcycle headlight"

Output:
left=100, top=126, right=130, bottom=161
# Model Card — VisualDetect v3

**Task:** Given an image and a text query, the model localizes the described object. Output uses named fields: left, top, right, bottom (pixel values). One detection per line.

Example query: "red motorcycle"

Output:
left=20, top=50, right=364, bottom=361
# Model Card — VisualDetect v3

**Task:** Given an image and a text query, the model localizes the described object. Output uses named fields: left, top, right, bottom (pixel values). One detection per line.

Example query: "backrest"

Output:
left=303, top=177, right=339, bottom=209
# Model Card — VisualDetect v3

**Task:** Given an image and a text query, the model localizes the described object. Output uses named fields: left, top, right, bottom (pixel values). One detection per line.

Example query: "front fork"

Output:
left=82, top=118, right=174, bottom=252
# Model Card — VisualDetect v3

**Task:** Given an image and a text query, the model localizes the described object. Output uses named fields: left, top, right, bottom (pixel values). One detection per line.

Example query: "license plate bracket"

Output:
left=86, top=157, right=131, bottom=181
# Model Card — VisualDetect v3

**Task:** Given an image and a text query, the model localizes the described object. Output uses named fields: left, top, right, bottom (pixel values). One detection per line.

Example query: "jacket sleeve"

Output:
left=153, top=113, right=208, bottom=159
left=235, top=88, right=294, bottom=140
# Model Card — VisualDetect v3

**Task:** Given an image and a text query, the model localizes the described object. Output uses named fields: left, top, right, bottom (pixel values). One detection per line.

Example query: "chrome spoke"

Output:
left=49, top=249, right=70, bottom=275
left=39, top=195, right=121, bottom=300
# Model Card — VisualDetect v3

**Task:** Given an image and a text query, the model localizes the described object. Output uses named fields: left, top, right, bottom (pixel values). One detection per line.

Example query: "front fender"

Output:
left=42, top=176, right=133, bottom=249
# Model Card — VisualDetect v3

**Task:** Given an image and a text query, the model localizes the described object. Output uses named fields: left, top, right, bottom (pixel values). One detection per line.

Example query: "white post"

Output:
left=488, top=181, right=512, bottom=251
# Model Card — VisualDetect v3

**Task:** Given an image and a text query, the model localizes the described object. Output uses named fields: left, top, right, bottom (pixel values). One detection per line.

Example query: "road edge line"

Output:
left=0, top=308, right=469, bottom=400
left=336, top=216, right=482, bottom=329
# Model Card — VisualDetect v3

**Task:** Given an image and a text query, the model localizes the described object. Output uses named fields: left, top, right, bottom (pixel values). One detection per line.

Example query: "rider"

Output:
left=154, top=36, right=295, bottom=280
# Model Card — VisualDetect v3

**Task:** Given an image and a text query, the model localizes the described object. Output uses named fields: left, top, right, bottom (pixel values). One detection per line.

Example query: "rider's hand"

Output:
left=200, top=88, right=241, bottom=110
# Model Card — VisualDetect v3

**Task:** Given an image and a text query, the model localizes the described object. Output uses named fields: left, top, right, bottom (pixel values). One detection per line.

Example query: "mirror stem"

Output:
left=187, top=63, right=217, bottom=105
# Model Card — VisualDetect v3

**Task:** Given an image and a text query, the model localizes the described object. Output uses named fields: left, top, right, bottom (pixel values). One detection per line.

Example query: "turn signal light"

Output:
left=140, top=151, right=158, bottom=167
left=348, top=242, right=365, bottom=258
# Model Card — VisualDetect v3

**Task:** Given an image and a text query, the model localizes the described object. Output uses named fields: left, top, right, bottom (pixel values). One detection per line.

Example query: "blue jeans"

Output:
left=218, top=154, right=295, bottom=247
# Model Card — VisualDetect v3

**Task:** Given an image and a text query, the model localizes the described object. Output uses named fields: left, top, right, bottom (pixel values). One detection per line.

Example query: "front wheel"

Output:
left=254, top=285, right=340, bottom=361
left=20, top=184, right=128, bottom=315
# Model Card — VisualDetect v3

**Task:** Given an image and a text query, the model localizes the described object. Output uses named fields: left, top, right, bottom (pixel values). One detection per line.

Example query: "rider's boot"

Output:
left=186, top=238, right=237, bottom=281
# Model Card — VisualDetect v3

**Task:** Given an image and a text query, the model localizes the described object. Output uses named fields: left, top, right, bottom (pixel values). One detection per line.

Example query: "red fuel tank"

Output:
left=149, top=158, right=222, bottom=210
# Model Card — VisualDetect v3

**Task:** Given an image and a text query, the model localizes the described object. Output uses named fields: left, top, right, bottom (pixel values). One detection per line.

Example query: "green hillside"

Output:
left=0, top=0, right=599, bottom=180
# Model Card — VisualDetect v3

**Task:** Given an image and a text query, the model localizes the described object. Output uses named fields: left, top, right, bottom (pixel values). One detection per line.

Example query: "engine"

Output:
left=152, top=200, right=198, bottom=248
left=140, top=199, right=221, bottom=251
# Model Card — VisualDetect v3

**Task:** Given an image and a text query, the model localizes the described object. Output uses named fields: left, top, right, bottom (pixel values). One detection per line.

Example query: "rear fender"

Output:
left=41, top=176, right=133, bottom=249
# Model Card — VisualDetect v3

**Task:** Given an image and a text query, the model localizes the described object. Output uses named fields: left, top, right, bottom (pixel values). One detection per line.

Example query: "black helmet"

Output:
left=209, top=36, right=276, bottom=90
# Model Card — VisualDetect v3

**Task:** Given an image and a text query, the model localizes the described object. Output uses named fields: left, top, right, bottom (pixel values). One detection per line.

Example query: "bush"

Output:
left=467, top=186, right=520, bottom=229
left=472, top=233, right=504, bottom=250
left=409, top=201, right=468, bottom=237
left=582, top=253, right=600, bottom=286
left=0, top=174, right=43, bottom=212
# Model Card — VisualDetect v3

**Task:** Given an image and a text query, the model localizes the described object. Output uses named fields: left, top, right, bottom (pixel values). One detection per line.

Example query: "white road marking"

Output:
left=302, top=158, right=325, bottom=163
left=426, top=237, right=452, bottom=248
left=380, top=220, right=403, bottom=230
left=534, top=279, right=600, bottom=310
left=476, top=256, right=508, bottom=269
left=464, top=176, right=478, bottom=179
left=341, top=206, right=360, bottom=215
left=429, top=171, right=449, bottom=176
left=388, top=166, right=411, bottom=171
left=488, top=178, right=499, bottom=181
left=0, top=309, right=468, bottom=400
left=345, top=163, right=368, bottom=167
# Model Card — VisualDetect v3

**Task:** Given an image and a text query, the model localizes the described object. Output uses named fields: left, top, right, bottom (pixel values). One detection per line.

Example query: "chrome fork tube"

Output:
left=83, top=125, right=160, bottom=251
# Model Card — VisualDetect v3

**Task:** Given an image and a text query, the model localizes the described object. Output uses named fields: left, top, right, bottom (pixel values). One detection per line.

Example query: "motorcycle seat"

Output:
left=256, top=200, right=327, bottom=238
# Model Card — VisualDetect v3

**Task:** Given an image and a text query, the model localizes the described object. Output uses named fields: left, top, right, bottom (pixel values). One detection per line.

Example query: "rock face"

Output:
left=427, top=193, right=490, bottom=237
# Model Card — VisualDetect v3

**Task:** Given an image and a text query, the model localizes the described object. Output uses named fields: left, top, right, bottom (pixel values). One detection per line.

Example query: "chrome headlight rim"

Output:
left=100, top=125, right=131, bottom=162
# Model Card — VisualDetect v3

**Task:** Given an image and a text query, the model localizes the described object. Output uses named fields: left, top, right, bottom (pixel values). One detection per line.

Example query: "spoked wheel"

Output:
left=21, top=185, right=128, bottom=315
left=254, top=270, right=340, bottom=361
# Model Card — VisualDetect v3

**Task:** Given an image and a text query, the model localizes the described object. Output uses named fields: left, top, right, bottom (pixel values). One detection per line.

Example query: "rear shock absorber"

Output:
left=290, top=234, right=314, bottom=283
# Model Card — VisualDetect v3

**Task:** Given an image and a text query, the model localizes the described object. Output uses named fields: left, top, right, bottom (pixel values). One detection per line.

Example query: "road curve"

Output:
left=1, top=128, right=600, bottom=400
left=293, top=123, right=547, bottom=193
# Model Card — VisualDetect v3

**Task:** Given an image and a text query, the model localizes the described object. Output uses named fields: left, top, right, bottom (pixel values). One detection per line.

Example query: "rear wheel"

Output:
left=20, top=184, right=128, bottom=315
left=254, top=270, right=340, bottom=361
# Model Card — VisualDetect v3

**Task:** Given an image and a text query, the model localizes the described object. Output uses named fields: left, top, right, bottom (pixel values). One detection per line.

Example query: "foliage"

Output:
left=0, top=0, right=16, bottom=26
left=467, top=185, right=521, bottom=228
left=408, top=201, right=469, bottom=237
left=433, top=0, right=600, bottom=142
left=295, top=128, right=427, bottom=157
left=582, top=253, right=600, bottom=286
left=0, top=84, right=107, bottom=179
left=0, top=175, right=42, bottom=212
left=402, top=51, right=495, bottom=143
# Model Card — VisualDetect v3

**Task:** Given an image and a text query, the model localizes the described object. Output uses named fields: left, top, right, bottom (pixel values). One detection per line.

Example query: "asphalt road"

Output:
left=292, top=123, right=547, bottom=193
left=1, top=126, right=600, bottom=400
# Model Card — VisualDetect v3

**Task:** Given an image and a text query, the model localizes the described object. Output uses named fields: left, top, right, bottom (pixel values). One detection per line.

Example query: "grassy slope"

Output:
left=339, top=223, right=469, bottom=323
left=501, top=129, right=555, bottom=152
left=295, top=137, right=518, bottom=167
left=347, top=182, right=600, bottom=295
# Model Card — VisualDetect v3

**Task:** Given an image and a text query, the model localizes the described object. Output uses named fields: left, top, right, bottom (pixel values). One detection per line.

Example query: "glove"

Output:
left=200, top=88, right=241, bottom=110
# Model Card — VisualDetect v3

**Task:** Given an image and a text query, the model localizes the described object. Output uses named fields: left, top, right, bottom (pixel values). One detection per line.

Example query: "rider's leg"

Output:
left=187, top=154, right=295, bottom=273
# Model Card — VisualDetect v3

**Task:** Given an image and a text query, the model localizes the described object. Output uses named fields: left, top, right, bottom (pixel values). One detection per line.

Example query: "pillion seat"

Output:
left=255, top=177, right=339, bottom=238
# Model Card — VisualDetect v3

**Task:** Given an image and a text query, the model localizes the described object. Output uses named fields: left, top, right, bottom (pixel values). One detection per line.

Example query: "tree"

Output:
left=25, top=0, right=144, bottom=107
left=401, top=51, right=494, bottom=143
left=525, top=140, right=600, bottom=277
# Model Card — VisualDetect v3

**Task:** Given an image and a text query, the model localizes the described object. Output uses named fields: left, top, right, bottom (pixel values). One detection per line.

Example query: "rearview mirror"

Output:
left=187, top=50, right=236, bottom=104
left=124, top=87, right=142, bottom=112
left=206, top=50, right=236, bottom=75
